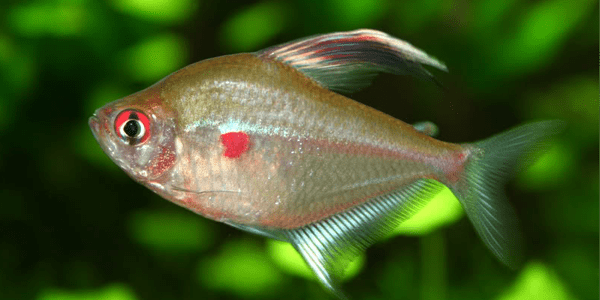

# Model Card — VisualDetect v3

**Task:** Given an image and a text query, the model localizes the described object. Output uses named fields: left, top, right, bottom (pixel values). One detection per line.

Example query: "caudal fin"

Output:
left=450, top=121, right=563, bottom=268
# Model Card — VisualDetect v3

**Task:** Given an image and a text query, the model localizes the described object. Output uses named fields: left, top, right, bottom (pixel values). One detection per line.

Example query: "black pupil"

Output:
left=123, top=120, right=140, bottom=137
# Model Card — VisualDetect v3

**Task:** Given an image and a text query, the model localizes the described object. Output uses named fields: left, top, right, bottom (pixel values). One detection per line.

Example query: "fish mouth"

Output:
left=88, top=112, right=117, bottom=161
left=89, top=111, right=147, bottom=183
left=89, top=114, right=100, bottom=139
left=89, top=114, right=108, bottom=148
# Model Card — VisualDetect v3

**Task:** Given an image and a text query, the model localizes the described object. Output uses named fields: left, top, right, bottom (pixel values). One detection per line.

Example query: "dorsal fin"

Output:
left=256, top=29, right=448, bottom=93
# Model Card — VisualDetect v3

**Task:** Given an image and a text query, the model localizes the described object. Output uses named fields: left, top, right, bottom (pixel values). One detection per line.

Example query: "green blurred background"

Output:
left=0, top=0, right=598, bottom=299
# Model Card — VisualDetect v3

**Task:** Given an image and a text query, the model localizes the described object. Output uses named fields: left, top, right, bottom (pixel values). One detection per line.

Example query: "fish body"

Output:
left=89, top=29, right=560, bottom=298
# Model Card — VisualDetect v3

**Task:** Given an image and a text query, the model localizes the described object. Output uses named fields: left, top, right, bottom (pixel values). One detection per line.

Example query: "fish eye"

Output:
left=115, top=109, right=150, bottom=145
left=121, top=119, right=144, bottom=139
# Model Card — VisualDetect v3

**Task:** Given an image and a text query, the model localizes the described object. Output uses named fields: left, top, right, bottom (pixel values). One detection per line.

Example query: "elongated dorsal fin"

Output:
left=256, top=29, right=448, bottom=93
left=282, top=179, right=443, bottom=298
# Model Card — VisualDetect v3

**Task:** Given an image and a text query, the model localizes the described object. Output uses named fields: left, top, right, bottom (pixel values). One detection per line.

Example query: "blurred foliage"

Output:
left=37, top=283, right=138, bottom=300
left=219, top=2, right=289, bottom=52
left=0, top=0, right=597, bottom=300
left=109, top=0, right=198, bottom=24
left=391, top=185, right=464, bottom=236
left=497, top=262, right=578, bottom=300
left=122, top=34, right=188, bottom=82
left=127, top=210, right=215, bottom=253
left=196, top=239, right=285, bottom=298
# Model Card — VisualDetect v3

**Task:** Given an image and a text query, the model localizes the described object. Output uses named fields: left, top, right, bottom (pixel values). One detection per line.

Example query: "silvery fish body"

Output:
left=89, top=29, right=560, bottom=298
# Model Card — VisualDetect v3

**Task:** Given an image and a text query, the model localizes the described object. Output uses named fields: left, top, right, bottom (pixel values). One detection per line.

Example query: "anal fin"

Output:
left=283, top=179, right=443, bottom=298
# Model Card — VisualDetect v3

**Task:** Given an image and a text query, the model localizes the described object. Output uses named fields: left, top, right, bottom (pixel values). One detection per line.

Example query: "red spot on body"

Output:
left=220, top=132, right=250, bottom=158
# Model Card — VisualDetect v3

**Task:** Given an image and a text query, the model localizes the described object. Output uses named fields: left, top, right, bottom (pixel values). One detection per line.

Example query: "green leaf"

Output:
left=37, top=283, right=138, bottom=300
left=327, top=0, right=388, bottom=29
left=518, top=141, right=576, bottom=189
left=122, top=34, right=188, bottom=83
left=493, top=0, right=596, bottom=77
left=110, top=0, right=198, bottom=24
left=197, top=240, right=284, bottom=297
left=8, top=3, right=88, bottom=37
left=220, top=2, right=288, bottom=52
left=496, top=262, right=578, bottom=300
left=127, top=210, right=215, bottom=253
left=391, top=184, right=464, bottom=236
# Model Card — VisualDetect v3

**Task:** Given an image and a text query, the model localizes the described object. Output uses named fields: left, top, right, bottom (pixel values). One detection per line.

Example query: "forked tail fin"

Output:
left=449, top=121, right=564, bottom=268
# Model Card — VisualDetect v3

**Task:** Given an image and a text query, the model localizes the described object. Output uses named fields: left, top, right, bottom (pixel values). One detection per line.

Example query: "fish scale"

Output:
left=89, top=29, right=562, bottom=298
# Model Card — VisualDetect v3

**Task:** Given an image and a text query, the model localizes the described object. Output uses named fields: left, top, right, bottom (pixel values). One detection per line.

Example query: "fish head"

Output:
left=89, top=85, right=178, bottom=185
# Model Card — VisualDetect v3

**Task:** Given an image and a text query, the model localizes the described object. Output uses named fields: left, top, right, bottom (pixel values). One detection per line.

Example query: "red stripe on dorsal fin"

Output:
left=256, top=29, right=448, bottom=93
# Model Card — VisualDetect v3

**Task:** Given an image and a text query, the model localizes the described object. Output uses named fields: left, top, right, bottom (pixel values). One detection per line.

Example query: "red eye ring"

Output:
left=115, top=109, right=151, bottom=144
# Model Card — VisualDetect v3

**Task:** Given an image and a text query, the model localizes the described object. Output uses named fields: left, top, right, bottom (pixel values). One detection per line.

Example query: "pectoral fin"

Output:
left=256, top=29, right=447, bottom=93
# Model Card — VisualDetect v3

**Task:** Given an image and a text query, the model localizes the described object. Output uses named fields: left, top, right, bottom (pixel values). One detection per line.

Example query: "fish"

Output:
left=89, top=29, right=561, bottom=298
